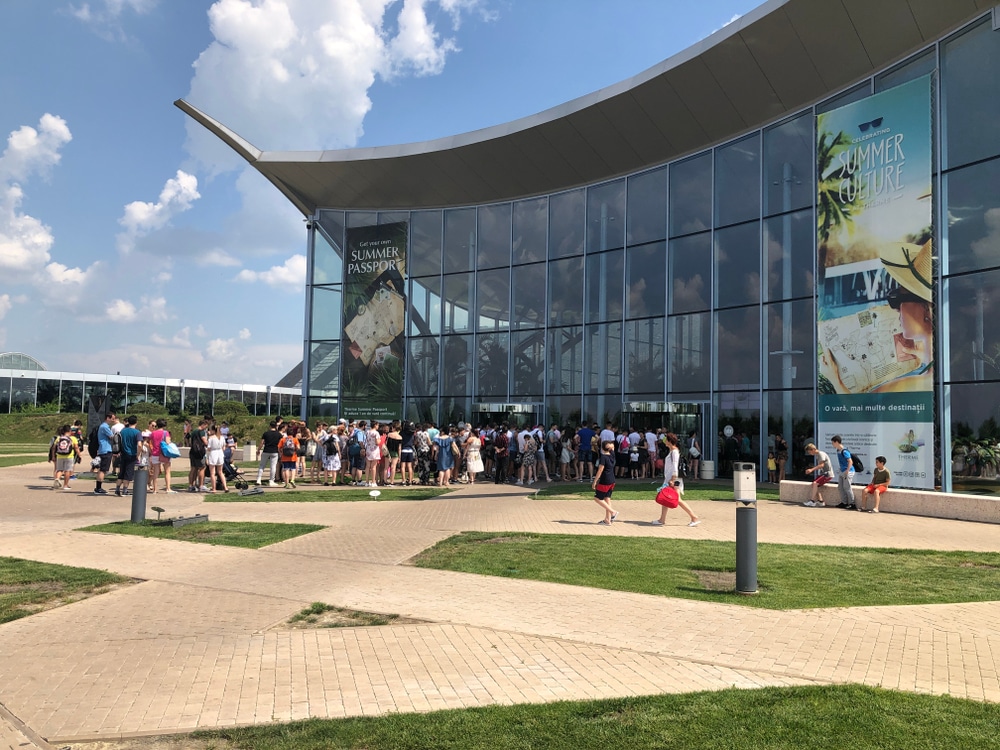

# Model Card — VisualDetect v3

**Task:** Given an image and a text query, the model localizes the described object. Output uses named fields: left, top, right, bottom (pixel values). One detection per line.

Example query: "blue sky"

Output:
left=0, top=0, right=758, bottom=386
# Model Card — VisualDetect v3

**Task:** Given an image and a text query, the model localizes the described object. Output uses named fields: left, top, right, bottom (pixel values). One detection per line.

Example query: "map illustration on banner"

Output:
left=342, top=222, right=407, bottom=421
left=816, top=75, right=935, bottom=489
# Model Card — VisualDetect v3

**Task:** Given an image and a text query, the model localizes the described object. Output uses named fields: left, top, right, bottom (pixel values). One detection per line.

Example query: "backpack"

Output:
left=111, top=430, right=122, bottom=455
left=281, top=437, right=297, bottom=457
left=87, top=427, right=100, bottom=459
left=850, top=452, right=864, bottom=472
left=55, top=435, right=74, bottom=456
left=189, top=432, right=206, bottom=457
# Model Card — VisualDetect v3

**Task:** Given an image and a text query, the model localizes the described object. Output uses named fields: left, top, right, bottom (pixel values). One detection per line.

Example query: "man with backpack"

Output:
left=52, top=425, right=79, bottom=491
left=831, top=435, right=858, bottom=509
left=255, top=421, right=283, bottom=487
left=279, top=426, right=300, bottom=489
left=94, top=413, right=118, bottom=495
left=188, top=419, right=209, bottom=492
left=115, top=416, right=142, bottom=497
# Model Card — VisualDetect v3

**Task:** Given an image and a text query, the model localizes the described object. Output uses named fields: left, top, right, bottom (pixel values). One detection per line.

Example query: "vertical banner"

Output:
left=342, top=221, right=408, bottom=421
left=816, top=75, right=934, bottom=489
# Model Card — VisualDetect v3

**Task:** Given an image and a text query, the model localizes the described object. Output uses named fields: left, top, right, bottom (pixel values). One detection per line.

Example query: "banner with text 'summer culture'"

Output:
left=816, top=75, right=934, bottom=489
left=342, top=222, right=407, bottom=422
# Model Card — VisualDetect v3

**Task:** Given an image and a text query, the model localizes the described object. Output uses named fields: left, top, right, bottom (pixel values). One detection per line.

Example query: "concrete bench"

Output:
left=779, top=480, right=1000, bottom=525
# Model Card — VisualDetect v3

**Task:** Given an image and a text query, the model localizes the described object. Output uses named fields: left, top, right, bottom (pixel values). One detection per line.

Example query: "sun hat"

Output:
left=880, top=239, right=932, bottom=303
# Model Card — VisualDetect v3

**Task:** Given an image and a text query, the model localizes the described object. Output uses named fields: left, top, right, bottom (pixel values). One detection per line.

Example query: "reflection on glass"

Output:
left=444, top=208, right=476, bottom=274
left=627, top=243, right=666, bottom=318
left=585, top=322, right=622, bottom=394
left=715, top=222, right=761, bottom=308
left=347, top=211, right=377, bottom=228
left=545, top=394, right=582, bottom=427
left=476, top=332, right=509, bottom=398
left=548, top=189, right=585, bottom=258
left=765, top=300, right=814, bottom=389
left=407, top=337, right=439, bottom=403
left=669, top=234, right=712, bottom=313
left=61, top=380, right=83, bottom=412
left=714, top=390, right=760, bottom=476
left=313, top=225, right=344, bottom=285
left=669, top=152, right=712, bottom=237
left=764, top=210, right=814, bottom=301
left=441, top=335, right=473, bottom=395
left=715, top=134, right=760, bottom=228
left=766, top=389, right=814, bottom=480
left=0, top=378, right=9, bottom=413
left=587, top=179, right=625, bottom=253
left=311, top=286, right=342, bottom=341
left=669, top=313, right=710, bottom=393
left=625, top=318, right=665, bottom=397
left=716, top=307, right=761, bottom=388
left=410, top=211, right=442, bottom=277
left=548, top=326, right=583, bottom=395
left=627, top=167, right=667, bottom=245
left=477, top=203, right=512, bottom=269
left=943, top=160, right=1000, bottom=275
left=548, top=256, right=584, bottom=326
left=763, top=113, right=813, bottom=215
left=816, top=81, right=871, bottom=115
left=512, top=330, right=545, bottom=394
left=442, top=274, right=472, bottom=333
left=409, top=276, right=442, bottom=336
left=513, top=197, right=547, bottom=263
left=476, top=267, right=510, bottom=331
left=10, top=377, right=35, bottom=410
left=512, top=262, right=546, bottom=329
left=582, top=395, right=622, bottom=428
left=36, top=377, right=59, bottom=409
left=309, top=341, right=340, bottom=395
left=947, top=270, right=1000, bottom=382
left=586, top=250, right=624, bottom=323
left=942, top=18, right=1000, bottom=170
left=876, top=49, right=935, bottom=92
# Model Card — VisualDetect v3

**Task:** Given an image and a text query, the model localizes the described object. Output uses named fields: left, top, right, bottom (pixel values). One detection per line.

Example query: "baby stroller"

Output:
left=218, top=459, right=249, bottom=490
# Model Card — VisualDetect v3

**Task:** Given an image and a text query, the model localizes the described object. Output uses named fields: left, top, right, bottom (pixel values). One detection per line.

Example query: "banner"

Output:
left=341, top=221, right=407, bottom=421
left=816, top=75, right=934, bottom=489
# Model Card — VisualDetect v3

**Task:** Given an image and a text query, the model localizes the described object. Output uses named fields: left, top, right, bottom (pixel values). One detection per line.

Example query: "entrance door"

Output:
left=621, top=400, right=705, bottom=439
left=471, top=402, right=544, bottom=429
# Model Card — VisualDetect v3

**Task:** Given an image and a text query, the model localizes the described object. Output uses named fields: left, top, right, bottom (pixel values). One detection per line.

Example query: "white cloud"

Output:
left=234, top=253, right=306, bottom=292
left=194, top=324, right=208, bottom=338
left=0, top=114, right=72, bottom=183
left=0, top=294, right=10, bottom=320
left=106, top=298, right=138, bottom=322
left=198, top=248, right=242, bottom=267
left=206, top=337, right=239, bottom=361
left=70, top=0, right=158, bottom=40
left=238, top=327, right=251, bottom=340
left=117, top=170, right=201, bottom=253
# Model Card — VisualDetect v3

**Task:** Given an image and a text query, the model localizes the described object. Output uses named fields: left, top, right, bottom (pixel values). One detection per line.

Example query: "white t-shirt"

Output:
left=645, top=432, right=657, bottom=453
left=599, top=428, right=615, bottom=443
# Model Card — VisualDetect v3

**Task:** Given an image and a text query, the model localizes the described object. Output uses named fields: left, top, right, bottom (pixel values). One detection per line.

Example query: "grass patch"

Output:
left=0, top=443, right=49, bottom=456
left=283, top=601, right=409, bottom=629
left=533, top=482, right=780, bottom=502
left=410, top=532, right=1000, bottom=610
left=81, top=520, right=325, bottom=549
left=0, top=556, right=133, bottom=624
left=0, top=455, right=50, bottom=468
left=194, top=684, right=1000, bottom=749
left=204, top=487, right=451, bottom=502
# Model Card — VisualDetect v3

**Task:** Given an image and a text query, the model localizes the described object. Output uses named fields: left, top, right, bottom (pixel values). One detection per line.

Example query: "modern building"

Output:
left=0, top=353, right=301, bottom=417
left=179, top=0, right=1000, bottom=492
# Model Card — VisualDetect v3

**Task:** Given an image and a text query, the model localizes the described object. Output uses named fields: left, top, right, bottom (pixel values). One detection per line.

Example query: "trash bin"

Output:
left=131, top=467, right=149, bottom=523
left=736, top=498, right=758, bottom=594
left=700, top=460, right=716, bottom=480
left=243, top=441, right=257, bottom=462
left=733, top=462, right=756, bottom=500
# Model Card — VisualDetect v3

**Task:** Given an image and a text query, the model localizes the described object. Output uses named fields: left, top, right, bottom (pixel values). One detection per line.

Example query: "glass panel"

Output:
left=307, top=397, right=339, bottom=419
left=443, top=208, right=476, bottom=274
left=409, top=276, right=441, bottom=336
left=816, top=81, right=871, bottom=115
left=317, top=210, right=345, bottom=258
left=582, top=394, right=622, bottom=428
left=717, top=307, right=761, bottom=388
left=763, top=112, right=813, bottom=215
left=36, top=378, right=59, bottom=411
left=477, top=203, right=511, bottom=269
left=513, top=197, right=547, bottom=264
left=626, top=243, right=666, bottom=319
left=586, top=179, right=625, bottom=253
left=766, top=389, right=815, bottom=480
left=512, top=329, right=545, bottom=394
left=379, top=211, right=408, bottom=226
left=0, top=377, right=9, bottom=414
left=410, top=210, right=442, bottom=277
left=406, top=337, right=439, bottom=406
left=764, top=209, right=814, bottom=301
left=625, top=317, right=665, bottom=397
left=715, top=390, right=761, bottom=477
left=875, top=48, right=935, bottom=92
left=406, top=397, right=437, bottom=426
left=511, top=262, right=547, bottom=329
left=310, top=286, right=342, bottom=341
left=947, top=269, right=1000, bottom=383
left=440, top=396, right=472, bottom=427
left=585, top=322, right=622, bottom=393
left=548, top=189, right=585, bottom=259
left=949, top=381, right=1000, bottom=494
left=669, top=233, right=712, bottom=314
left=476, top=267, right=510, bottom=332
left=585, top=249, right=624, bottom=323
left=546, top=394, right=582, bottom=428
left=106, top=382, right=126, bottom=413
left=548, top=256, right=584, bottom=326
left=943, top=159, right=1000, bottom=275
left=548, top=325, right=583, bottom=395
left=476, top=332, right=509, bottom=398
left=83, top=382, right=103, bottom=410
left=308, top=341, right=340, bottom=397
left=669, top=152, right=712, bottom=237
left=668, top=313, right=710, bottom=393
left=627, top=167, right=667, bottom=245
left=10, top=377, right=36, bottom=411
left=715, top=134, right=760, bottom=227
left=715, top=221, right=761, bottom=308
left=148, top=385, right=167, bottom=411
left=441, top=334, right=474, bottom=396
left=442, top=274, right=472, bottom=333
left=61, top=379, right=83, bottom=413
left=347, top=211, right=377, bottom=228
left=942, top=18, right=1000, bottom=169
left=764, top=299, right=814, bottom=389
left=313, top=225, right=343, bottom=285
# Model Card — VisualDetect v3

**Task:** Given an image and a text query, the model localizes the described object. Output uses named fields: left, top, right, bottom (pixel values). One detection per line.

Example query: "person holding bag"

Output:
left=686, top=430, right=701, bottom=481
left=653, top=433, right=700, bottom=527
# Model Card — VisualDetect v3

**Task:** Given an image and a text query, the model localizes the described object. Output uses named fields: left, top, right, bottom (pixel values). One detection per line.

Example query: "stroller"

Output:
left=218, top=459, right=249, bottom=490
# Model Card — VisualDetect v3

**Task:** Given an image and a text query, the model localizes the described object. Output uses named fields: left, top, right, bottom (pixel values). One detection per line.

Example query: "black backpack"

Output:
left=851, top=452, right=864, bottom=472
left=111, top=430, right=122, bottom=455
left=189, top=432, right=206, bottom=457
left=87, top=427, right=100, bottom=459
left=55, top=435, right=74, bottom=456
left=281, top=437, right=297, bottom=458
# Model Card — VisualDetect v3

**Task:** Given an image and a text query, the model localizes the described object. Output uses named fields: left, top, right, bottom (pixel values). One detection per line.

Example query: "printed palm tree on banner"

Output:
left=816, top=129, right=862, bottom=251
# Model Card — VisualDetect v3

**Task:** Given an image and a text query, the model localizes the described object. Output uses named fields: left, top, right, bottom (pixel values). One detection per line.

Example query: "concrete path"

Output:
left=0, top=463, right=998, bottom=746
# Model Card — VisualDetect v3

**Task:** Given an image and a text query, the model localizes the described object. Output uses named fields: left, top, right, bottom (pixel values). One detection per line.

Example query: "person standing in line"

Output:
left=255, top=421, right=283, bottom=487
left=115, top=416, right=141, bottom=497
left=803, top=442, right=834, bottom=506
left=310, top=422, right=327, bottom=483
left=94, top=413, right=117, bottom=495
left=767, top=452, right=778, bottom=483
left=432, top=427, right=457, bottom=487
left=188, top=419, right=209, bottom=493
left=493, top=425, right=510, bottom=484
left=279, top=426, right=300, bottom=489
left=532, top=425, right=551, bottom=482
left=205, top=424, right=229, bottom=493
left=576, top=422, right=596, bottom=482
left=652, top=433, right=700, bottom=527
left=149, top=419, right=176, bottom=494
left=465, top=428, right=484, bottom=484
left=364, top=421, right=382, bottom=487
left=592, top=441, right=619, bottom=526
left=399, top=421, right=416, bottom=486
left=774, top=432, right=789, bottom=483
left=830, top=435, right=856, bottom=509
left=386, top=421, right=402, bottom=485
left=644, top=427, right=658, bottom=479
left=687, top=430, right=702, bottom=480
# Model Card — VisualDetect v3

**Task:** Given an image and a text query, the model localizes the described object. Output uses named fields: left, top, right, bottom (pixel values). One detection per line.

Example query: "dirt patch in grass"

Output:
left=268, top=602, right=427, bottom=631
left=692, top=569, right=736, bottom=592
left=5, top=580, right=140, bottom=617
left=478, top=536, right=531, bottom=545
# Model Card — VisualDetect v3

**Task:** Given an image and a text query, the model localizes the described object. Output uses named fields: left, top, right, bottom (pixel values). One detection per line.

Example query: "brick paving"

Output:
left=0, top=463, right=998, bottom=745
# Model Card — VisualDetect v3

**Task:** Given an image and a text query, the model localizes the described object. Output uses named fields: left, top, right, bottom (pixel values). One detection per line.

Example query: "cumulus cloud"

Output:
left=0, top=294, right=10, bottom=320
left=234, top=253, right=306, bottom=292
left=238, top=327, right=251, bottom=340
left=117, top=170, right=201, bottom=253
left=0, top=114, right=73, bottom=183
left=206, top=337, right=239, bottom=361
left=70, top=0, right=158, bottom=40
left=106, top=298, right=138, bottom=322
left=198, top=248, right=242, bottom=267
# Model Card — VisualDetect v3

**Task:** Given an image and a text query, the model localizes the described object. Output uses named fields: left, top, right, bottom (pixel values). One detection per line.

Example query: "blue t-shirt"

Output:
left=577, top=427, right=595, bottom=453
left=119, top=426, right=141, bottom=457
left=98, top=422, right=114, bottom=455
left=837, top=447, right=854, bottom=473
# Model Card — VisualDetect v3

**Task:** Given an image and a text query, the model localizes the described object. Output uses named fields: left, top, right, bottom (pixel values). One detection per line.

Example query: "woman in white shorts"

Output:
left=205, top=424, right=228, bottom=493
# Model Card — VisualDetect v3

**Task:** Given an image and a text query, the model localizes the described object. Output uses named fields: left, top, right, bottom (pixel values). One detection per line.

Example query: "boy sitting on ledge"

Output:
left=860, top=456, right=891, bottom=513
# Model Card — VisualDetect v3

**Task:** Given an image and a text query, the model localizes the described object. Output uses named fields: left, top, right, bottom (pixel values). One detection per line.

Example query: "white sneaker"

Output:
left=198, top=485, right=210, bottom=492
left=688, top=520, right=701, bottom=527
left=268, top=481, right=279, bottom=488
left=515, top=480, right=523, bottom=485
left=52, top=479, right=62, bottom=489
left=651, top=519, right=664, bottom=526
left=803, top=501, right=816, bottom=507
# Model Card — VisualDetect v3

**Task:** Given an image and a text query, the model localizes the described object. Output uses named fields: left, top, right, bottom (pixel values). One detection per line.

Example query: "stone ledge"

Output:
left=779, top=480, right=1000, bottom=524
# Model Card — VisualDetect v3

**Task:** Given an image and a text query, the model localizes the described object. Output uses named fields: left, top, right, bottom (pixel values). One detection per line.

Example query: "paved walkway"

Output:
left=1, top=463, right=998, bottom=747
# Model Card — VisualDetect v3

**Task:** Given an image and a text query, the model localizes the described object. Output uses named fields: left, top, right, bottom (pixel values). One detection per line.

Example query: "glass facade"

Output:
left=302, top=11, right=1000, bottom=493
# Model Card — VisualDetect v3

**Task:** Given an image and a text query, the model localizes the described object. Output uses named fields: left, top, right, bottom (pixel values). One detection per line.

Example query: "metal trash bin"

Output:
left=131, top=467, right=149, bottom=523
left=700, top=460, right=716, bottom=480
left=733, top=462, right=756, bottom=500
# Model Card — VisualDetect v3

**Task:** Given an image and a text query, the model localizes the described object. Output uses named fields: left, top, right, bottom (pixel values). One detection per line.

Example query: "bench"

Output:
left=779, top=480, right=1000, bottom=524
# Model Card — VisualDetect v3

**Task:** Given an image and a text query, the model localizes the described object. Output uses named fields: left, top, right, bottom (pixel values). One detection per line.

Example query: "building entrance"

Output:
left=471, top=402, right=545, bottom=430
left=621, top=401, right=706, bottom=442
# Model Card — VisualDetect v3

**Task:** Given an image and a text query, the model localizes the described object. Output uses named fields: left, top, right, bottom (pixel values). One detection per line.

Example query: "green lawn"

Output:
left=205, top=487, right=451, bottom=502
left=410, top=532, right=1000, bottom=610
left=0, top=556, right=132, bottom=624
left=0, top=442, right=49, bottom=455
left=195, top=684, right=1000, bottom=750
left=0, top=455, right=50, bottom=468
left=81, top=520, right=325, bottom=548
left=534, top=482, right=781, bottom=502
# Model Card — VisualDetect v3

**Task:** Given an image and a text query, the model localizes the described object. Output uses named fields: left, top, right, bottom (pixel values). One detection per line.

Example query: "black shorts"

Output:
left=400, top=449, right=415, bottom=464
left=119, top=454, right=137, bottom=482
left=594, top=482, right=615, bottom=500
left=98, top=453, right=113, bottom=473
left=189, top=454, right=206, bottom=469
